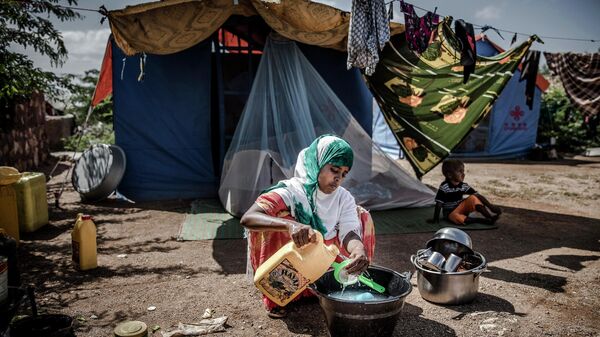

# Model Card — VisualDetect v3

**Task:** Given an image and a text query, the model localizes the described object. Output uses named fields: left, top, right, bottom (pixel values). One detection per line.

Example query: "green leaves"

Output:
left=0, top=1, right=82, bottom=105
left=539, top=85, right=600, bottom=153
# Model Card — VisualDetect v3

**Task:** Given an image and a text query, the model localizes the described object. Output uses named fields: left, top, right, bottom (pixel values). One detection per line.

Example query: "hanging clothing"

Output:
left=520, top=50, right=541, bottom=109
left=454, top=19, right=477, bottom=84
left=400, top=0, right=440, bottom=54
left=347, top=0, right=390, bottom=75
left=544, top=52, right=600, bottom=116
left=366, top=18, right=536, bottom=177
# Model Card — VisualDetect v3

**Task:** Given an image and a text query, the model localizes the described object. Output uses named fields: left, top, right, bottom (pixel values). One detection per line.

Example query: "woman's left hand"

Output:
left=345, top=246, right=369, bottom=275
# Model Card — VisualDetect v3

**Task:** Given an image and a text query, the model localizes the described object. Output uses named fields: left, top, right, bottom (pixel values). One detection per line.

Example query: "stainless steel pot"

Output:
left=411, top=251, right=486, bottom=305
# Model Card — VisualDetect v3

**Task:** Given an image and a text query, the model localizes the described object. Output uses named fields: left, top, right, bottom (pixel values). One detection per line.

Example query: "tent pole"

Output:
left=213, top=33, right=226, bottom=173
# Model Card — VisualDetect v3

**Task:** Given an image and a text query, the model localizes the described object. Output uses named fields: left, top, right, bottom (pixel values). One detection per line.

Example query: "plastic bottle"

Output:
left=253, top=231, right=339, bottom=307
left=71, top=214, right=97, bottom=270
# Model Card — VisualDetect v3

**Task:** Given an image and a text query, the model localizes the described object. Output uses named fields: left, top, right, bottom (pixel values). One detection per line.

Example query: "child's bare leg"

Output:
left=475, top=194, right=502, bottom=215
left=475, top=204, right=493, bottom=218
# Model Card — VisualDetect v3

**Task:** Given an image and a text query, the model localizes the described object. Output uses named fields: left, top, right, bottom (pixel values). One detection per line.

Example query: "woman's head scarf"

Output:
left=263, top=135, right=354, bottom=233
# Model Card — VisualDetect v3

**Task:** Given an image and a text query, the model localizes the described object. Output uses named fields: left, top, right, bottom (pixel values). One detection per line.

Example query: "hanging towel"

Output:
left=520, top=50, right=541, bottom=109
left=400, top=0, right=440, bottom=53
left=544, top=52, right=600, bottom=116
left=454, top=19, right=477, bottom=84
left=347, top=0, right=390, bottom=75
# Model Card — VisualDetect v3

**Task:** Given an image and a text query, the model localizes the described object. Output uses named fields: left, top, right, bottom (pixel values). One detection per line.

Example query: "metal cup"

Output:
left=421, top=251, right=445, bottom=271
left=442, top=253, right=463, bottom=272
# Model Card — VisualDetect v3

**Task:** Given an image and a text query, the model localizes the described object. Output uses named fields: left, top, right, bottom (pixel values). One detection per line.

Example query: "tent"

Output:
left=95, top=0, right=434, bottom=207
left=452, top=35, right=550, bottom=158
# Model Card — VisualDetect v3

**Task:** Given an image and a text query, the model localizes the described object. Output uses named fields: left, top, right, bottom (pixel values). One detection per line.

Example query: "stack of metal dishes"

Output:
left=411, top=228, right=487, bottom=305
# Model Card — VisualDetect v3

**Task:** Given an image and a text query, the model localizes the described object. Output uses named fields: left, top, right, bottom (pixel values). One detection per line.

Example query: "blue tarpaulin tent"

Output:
left=453, top=35, right=549, bottom=158
left=110, top=38, right=373, bottom=201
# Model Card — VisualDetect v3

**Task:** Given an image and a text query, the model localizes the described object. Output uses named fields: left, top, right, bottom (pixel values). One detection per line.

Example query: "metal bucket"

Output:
left=311, top=265, right=412, bottom=337
left=411, top=251, right=486, bottom=305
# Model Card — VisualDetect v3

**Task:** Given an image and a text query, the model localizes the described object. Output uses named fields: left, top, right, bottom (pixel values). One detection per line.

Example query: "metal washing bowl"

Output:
left=411, top=251, right=486, bottom=305
left=426, top=227, right=474, bottom=257
left=72, top=144, right=126, bottom=201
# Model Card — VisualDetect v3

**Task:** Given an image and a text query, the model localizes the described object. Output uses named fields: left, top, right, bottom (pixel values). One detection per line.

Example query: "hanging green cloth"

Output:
left=367, top=17, right=539, bottom=177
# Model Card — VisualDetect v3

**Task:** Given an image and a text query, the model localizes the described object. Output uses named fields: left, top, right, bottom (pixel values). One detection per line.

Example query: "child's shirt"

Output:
left=435, top=180, right=477, bottom=216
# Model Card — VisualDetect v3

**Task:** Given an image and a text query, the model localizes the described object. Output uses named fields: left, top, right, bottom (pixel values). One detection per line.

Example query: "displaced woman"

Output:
left=240, top=135, right=375, bottom=318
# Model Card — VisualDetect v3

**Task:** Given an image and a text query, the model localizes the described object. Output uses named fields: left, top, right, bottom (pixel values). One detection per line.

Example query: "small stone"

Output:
left=185, top=275, right=190, bottom=279
left=258, top=325, right=262, bottom=329
left=90, top=315, right=98, bottom=319
left=117, top=254, right=127, bottom=258
left=147, top=306, right=156, bottom=311
left=480, top=323, right=497, bottom=332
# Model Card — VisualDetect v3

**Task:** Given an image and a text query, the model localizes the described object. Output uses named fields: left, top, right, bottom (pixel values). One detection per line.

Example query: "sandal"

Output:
left=267, top=306, right=287, bottom=319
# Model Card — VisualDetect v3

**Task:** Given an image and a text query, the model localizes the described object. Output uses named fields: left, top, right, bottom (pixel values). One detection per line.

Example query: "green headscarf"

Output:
left=262, top=134, right=354, bottom=234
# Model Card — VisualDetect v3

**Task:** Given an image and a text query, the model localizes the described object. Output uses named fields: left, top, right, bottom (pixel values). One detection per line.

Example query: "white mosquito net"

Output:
left=219, top=34, right=434, bottom=217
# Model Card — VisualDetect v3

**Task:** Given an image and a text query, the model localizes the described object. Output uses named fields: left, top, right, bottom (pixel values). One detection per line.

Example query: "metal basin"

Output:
left=426, top=227, right=474, bottom=256
left=311, top=265, right=412, bottom=337
left=411, top=252, right=486, bottom=305
left=72, top=144, right=126, bottom=201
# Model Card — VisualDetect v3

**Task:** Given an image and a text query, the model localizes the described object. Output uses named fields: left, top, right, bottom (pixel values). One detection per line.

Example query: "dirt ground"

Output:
left=9, top=155, right=600, bottom=337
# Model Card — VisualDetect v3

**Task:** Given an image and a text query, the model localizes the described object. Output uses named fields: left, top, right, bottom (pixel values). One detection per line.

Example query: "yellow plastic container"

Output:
left=71, top=214, right=97, bottom=270
left=0, top=166, right=21, bottom=185
left=0, top=185, right=19, bottom=245
left=13, top=172, right=48, bottom=233
left=254, top=231, right=339, bottom=307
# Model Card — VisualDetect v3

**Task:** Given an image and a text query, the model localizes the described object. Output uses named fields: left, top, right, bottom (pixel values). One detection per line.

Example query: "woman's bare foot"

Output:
left=267, top=306, right=287, bottom=319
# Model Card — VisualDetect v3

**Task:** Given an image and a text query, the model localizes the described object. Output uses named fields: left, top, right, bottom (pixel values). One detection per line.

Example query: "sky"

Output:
left=16, top=0, right=600, bottom=76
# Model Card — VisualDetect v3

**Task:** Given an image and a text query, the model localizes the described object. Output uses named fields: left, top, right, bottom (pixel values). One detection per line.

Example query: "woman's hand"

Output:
left=288, top=221, right=317, bottom=247
left=345, top=246, right=369, bottom=275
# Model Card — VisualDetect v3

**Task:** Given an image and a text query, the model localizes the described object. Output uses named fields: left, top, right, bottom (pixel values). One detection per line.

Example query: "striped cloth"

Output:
left=544, top=52, right=600, bottom=116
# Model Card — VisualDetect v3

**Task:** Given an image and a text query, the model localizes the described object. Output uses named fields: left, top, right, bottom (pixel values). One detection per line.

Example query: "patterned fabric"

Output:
left=366, top=17, right=536, bottom=177
left=347, top=0, right=390, bottom=75
left=399, top=0, right=439, bottom=54
left=108, top=0, right=405, bottom=56
left=544, top=52, right=600, bottom=116
left=249, top=191, right=375, bottom=309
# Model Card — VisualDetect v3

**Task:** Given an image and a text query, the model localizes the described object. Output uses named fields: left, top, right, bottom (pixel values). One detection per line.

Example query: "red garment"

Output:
left=249, top=191, right=376, bottom=310
left=91, top=38, right=113, bottom=108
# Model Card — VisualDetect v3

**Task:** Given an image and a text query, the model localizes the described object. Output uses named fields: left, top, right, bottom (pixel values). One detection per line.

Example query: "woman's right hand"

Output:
left=288, top=221, right=317, bottom=247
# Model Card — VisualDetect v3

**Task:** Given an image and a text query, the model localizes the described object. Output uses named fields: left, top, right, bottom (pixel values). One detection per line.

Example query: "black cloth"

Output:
left=520, top=50, right=541, bottom=109
left=454, top=19, right=476, bottom=84
left=435, top=180, right=477, bottom=216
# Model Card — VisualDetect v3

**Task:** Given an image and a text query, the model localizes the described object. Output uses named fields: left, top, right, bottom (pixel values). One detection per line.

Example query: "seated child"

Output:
left=430, top=159, right=501, bottom=225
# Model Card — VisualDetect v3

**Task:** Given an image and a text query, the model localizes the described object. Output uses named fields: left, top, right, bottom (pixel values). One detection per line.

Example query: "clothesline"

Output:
left=24, top=0, right=600, bottom=44
left=386, top=0, right=598, bottom=43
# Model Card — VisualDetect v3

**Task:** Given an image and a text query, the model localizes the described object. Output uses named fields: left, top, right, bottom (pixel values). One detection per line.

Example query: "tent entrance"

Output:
left=210, top=16, right=270, bottom=175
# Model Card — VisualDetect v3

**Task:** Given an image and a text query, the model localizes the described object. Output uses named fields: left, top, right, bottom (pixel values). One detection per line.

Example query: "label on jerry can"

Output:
left=257, top=259, right=309, bottom=303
